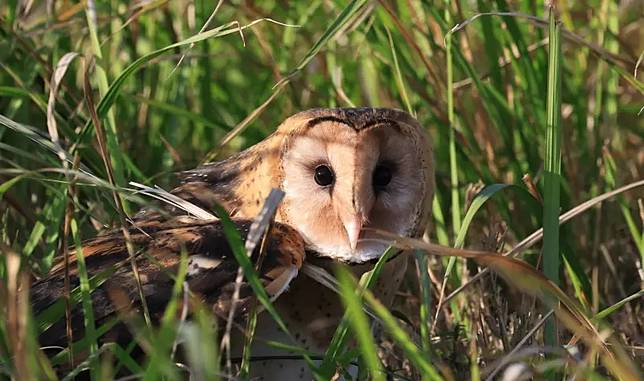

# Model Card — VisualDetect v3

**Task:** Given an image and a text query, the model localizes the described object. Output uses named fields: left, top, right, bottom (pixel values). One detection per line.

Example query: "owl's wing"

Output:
left=132, top=149, right=257, bottom=221
left=31, top=216, right=305, bottom=347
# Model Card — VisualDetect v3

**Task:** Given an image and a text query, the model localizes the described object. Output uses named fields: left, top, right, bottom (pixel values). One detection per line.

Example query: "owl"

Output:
left=170, top=107, right=433, bottom=261
left=32, top=108, right=434, bottom=378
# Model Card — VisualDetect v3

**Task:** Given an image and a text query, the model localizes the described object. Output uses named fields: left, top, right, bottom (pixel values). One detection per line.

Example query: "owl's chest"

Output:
left=233, top=254, right=408, bottom=380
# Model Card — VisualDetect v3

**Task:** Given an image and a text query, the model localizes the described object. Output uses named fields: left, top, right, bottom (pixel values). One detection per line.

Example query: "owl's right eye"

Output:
left=314, top=165, right=335, bottom=187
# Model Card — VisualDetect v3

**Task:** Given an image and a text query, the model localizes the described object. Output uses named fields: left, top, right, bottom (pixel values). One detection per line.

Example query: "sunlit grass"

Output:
left=1, top=1, right=642, bottom=380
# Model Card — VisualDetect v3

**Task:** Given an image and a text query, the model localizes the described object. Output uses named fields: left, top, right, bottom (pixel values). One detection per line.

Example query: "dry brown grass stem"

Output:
left=82, top=57, right=152, bottom=325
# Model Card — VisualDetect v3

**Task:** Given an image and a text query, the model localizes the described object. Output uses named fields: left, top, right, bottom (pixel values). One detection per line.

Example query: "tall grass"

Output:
left=1, top=1, right=642, bottom=380
left=542, top=6, right=562, bottom=350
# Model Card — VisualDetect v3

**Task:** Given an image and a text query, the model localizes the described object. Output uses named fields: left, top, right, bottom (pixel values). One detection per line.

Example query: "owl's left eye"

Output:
left=373, top=165, right=392, bottom=190
left=314, top=165, right=335, bottom=187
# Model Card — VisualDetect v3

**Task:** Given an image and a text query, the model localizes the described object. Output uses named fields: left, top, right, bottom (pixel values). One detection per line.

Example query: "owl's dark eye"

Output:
left=373, top=165, right=392, bottom=190
left=314, top=165, right=335, bottom=187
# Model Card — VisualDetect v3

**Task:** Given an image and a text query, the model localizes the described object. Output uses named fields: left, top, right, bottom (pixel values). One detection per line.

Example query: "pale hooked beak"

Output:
left=343, top=214, right=364, bottom=251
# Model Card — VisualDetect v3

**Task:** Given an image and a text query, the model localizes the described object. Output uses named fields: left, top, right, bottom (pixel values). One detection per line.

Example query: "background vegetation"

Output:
left=0, top=0, right=642, bottom=379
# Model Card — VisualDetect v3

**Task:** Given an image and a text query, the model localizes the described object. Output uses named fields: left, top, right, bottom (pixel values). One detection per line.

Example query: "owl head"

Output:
left=274, top=108, right=434, bottom=263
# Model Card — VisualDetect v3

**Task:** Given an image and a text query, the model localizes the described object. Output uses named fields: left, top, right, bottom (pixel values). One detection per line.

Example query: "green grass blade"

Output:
left=69, top=217, right=99, bottom=379
left=444, top=8, right=461, bottom=238
left=414, top=251, right=432, bottom=353
left=141, top=251, right=188, bottom=381
left=337, top=266, right=386, bottom=381
left=181, top=308, right=220, bottom=380
left=108, top=342, right=144, bottom=376
left=318, top=246, right=397, bottom=377
left=542, top=6, right=563, bottom=348
left=438, top=184, right=512, bottom=298
left=432, top=196, right=450, bottom=246
left=361, top=281, right=443, bottom=381
left=602, top=148, right=644, bottom=261
left=385, top=27, right=413, bottom=115
left=593, top=289, right=644, bottom=321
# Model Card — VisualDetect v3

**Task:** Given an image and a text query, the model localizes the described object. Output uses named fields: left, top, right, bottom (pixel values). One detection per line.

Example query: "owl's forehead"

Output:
left=305, top=114, right=402, bottom=133
left=281, top=118, right=419, bottom=170
left=278, top=108, right=424, bottom=165
left=295, top=117, right=403, bottom=147
left=287, top=127, right=367, bottom=165
left=294, top=107, right=412, bottom=131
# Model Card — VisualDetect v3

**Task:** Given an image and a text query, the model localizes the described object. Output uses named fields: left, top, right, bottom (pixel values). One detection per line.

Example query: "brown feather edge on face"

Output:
left=394, top=114, right=435, bottom=238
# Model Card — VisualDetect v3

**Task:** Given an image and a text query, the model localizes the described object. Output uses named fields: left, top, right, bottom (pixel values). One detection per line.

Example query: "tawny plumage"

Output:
left=32, top=108, right=434, bottom=379
left=33, top=217, right=305, bottom=348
